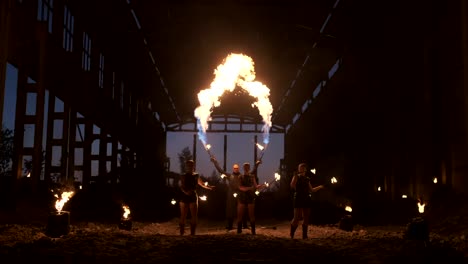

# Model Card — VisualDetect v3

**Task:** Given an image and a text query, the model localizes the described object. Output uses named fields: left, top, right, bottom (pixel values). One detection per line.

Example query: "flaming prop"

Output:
left=119, top=204, right=132, bottom=231
left=47, top=190, right=74, bottom=238
left=339, top=206, right=354, bottom=232
left=204, top=144, right=214, bottom=159
left=406, top=201, right=429, bottom=240
left=194, top=53, right=273, bottom=149
left=256, top=143, right=267, bottom=161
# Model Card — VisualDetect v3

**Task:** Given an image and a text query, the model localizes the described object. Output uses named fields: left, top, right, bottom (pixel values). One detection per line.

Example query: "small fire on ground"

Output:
left=122, top=205, right=131, bottom=219
left=53, top=191, right=74, bottom=213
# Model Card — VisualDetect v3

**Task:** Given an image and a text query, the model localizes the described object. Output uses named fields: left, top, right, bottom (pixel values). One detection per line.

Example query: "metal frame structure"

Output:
left=166, top=114, right=285, bottom=134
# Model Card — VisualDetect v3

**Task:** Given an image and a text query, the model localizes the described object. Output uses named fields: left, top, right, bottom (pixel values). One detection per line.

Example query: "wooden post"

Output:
left=192, top=133, right=197, bottom=165
left=254, top=135, right=258, bottom=163
left=0, top=0, right=12, bottom=124
left=223, top=134, right=227, bottom=171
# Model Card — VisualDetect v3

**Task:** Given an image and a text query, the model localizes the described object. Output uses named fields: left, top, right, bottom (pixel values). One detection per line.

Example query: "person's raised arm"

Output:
left=210, top=156, right=226, bottom=174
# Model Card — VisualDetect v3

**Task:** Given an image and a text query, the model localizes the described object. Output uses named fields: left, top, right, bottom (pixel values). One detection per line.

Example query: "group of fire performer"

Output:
left=290, top=163, right=325, bottom=239
left=210, top=157, right=265, bottom=235
left=178, top=159, right=215, bottom=235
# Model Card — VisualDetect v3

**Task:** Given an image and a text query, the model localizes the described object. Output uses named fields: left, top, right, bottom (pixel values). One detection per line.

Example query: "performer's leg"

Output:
left=290, top=208, right=301, bottom=239
left=179, top=202, right=188, bottom=235
left=237, top=202, right=245, bottom=234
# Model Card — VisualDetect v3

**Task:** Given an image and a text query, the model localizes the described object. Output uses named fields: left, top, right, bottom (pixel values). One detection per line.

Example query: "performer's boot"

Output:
left=290, top=224, right=298, bottom=239
left=251, top=222, right=256, bottom=235
left=190, top=224, right=196, bottom=235
left=237, top=222, right=242, bottom=234
left=179, top=224, right=185, bottom=236
left=302, top=225, right=308, bottom=239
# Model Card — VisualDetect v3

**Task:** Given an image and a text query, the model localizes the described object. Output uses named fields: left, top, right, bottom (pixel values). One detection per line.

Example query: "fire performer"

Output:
left=210, top=157, right=249, bottom=230
left=290, top=163, right=325, bottom=239
left=179, top=160, right=215, bottom=235
left=210, top=157, right=241, bottom=230
left=236, top=160, right=266, bottom=235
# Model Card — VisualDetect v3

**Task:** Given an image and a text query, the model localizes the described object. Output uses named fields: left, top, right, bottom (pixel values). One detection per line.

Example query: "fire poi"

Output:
left=194, top=53, right=273, bottom=157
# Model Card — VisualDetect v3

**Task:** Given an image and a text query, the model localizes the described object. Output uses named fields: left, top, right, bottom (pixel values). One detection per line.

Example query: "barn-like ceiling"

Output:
left=129, top=0, right=345, bottom=128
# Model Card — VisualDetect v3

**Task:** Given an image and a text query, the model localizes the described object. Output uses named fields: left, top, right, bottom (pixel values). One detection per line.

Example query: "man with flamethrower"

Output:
left=178, top=160, right=215, bottom=235
left=210, top=157, right=248, bottom=231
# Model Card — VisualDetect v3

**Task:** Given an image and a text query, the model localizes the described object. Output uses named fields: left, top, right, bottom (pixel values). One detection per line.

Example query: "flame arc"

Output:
left=194, top=53, right=273, bottom=146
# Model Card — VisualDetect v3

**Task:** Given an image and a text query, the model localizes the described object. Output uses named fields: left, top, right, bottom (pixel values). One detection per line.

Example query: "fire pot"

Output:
left=339, top=215, right=354, bottom=232
left=46, top=211, right=70, bottom=238
left=406, top=217, right=429, bottom=240
left=119, top=218, right=132, bottom=231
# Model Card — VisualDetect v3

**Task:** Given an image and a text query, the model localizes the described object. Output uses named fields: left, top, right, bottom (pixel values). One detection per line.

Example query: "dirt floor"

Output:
left=0, top=198, right=467, bottom=264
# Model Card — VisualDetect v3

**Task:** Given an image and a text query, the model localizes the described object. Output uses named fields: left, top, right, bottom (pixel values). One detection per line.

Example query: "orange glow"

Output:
left=54, top=191, right=74, bottom=213
left=122, top=205, right=131, bottom=219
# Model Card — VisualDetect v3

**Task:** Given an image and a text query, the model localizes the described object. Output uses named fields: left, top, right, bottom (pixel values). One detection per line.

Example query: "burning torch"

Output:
left=256, top=143, right=267, bottom=161
left=204, top=144, right=214, bottom=159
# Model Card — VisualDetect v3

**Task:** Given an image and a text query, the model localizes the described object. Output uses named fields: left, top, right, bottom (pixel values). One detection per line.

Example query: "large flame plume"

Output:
left=54, top=191, right=74, bottom=213
left=194, top=53, right=273, bottom=147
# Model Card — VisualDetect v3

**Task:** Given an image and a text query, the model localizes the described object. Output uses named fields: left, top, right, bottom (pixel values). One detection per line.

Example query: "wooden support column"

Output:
left=223, top=134, right=227, bottom=172
left=99, top=127, right=107, bottom=178
left=192, top=134, right=197, bottom=165
left=31, top=22, right=48, bottom=194
left=254, top=135, right=258, bottom=163
left=67, top=110, right=77, bottom=185
left=0, top=0, right=12, bottom=123
left=82, top=119, right=93, bottom=188
left=459, top=0, right=468, bottom=190
left=11, top=68, right=27, bottom=195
